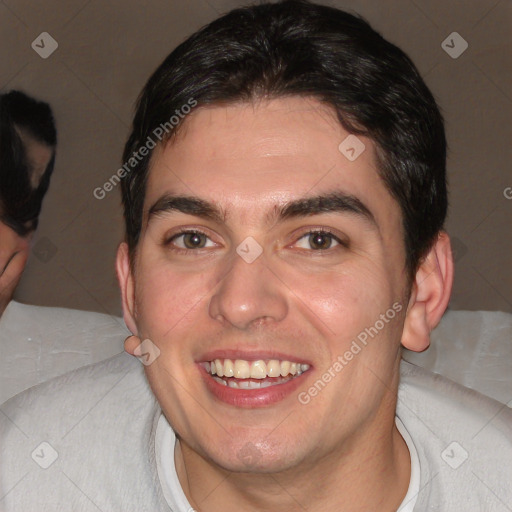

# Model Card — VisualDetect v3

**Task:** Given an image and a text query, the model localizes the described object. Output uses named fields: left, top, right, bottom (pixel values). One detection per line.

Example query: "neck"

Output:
left=175, top=410, right=410, bottom=512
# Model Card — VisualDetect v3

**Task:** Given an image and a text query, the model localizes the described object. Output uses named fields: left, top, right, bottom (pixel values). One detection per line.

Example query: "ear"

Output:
left=116, top=242, right=138, bottom=336
left=401, top=231, right=454, bottom=352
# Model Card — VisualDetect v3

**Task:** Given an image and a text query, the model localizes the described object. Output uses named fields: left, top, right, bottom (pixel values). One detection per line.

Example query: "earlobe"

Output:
left=401, top=231, right=454, bottom=352
left=116, top=242, right=138, bottom=336
left=124, top=335, right=142, bottom=357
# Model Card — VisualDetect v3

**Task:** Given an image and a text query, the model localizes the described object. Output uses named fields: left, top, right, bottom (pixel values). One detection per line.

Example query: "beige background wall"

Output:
left=2, top=0, right=511, bottom=318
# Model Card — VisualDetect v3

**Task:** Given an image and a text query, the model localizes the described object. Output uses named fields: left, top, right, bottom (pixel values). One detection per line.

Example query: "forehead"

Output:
left=144, top=96, right=400, bottom=229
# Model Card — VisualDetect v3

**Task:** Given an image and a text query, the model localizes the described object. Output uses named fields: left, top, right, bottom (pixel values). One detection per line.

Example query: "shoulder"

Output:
left=0, top=353, right=168, bottom=511
left=1, top=351, right=146, bottom=428
left=398, top=360, right=512, bottom=511
left=0, top=301, right=129, bottom=403
left=398, top=359, right=512, bottom=436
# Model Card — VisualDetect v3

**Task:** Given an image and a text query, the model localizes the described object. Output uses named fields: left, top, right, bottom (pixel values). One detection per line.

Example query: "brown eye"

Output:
left=183, top=232, right=206, bottom=248
left=309, top=232, right=333, bottom=250
left=295, top=231, right=342, bottom=251
left=169, top=231, right=214, bottom=250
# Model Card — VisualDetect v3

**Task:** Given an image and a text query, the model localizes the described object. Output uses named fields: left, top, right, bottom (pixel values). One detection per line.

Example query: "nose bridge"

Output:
left=208, top=250, right=288, bottom=329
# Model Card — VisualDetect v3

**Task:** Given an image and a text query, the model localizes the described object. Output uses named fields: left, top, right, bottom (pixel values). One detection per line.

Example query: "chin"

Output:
left=205, top=438, right=304, bottom=474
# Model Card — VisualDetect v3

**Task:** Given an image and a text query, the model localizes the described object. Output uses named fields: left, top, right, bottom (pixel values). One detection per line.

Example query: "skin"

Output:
left=0, top=222, right=32, bottom=318
left=117, top=96, right=453, bottom=511
left=15, top=127, right=54, bottom=189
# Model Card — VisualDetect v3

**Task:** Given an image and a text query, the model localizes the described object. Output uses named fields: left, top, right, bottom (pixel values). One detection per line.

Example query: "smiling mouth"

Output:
left=201, top=358, right=311, bottom=389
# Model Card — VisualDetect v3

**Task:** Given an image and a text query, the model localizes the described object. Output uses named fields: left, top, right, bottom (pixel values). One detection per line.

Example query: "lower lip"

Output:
left=199, top=365, right=309, bottom=408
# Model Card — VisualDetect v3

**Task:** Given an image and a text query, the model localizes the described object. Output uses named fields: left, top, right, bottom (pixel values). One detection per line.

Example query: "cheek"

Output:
left=287, top=262, right=395, bottom=338
left=134, top=259, right=213, bottom=341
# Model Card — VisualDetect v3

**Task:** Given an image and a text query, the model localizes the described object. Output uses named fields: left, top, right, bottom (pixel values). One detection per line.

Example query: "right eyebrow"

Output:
left=147, top=194, right=225, bottom=225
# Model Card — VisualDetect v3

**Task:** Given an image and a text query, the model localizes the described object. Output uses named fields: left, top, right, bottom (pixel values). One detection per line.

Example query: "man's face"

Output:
left=126, top=97, right=412, bottom=473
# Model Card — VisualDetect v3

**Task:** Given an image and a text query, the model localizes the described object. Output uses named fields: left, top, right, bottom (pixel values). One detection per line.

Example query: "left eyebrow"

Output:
left=271, top=191, right=377, bottom=229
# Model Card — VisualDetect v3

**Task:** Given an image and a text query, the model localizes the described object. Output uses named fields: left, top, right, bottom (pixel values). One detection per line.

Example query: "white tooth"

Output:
left=234, top=360, right=250, bottom=379
left=260, top=381, right=272, bottom=388
left=239, top=380, right=250, bottom=389
left=203, top=361, right=211, bottom=373
left=290, top=362, right=297, bottom=375
left=228, top=379, right=239, bottom=388
left=300, top=364, right=310, bottom=372
left=213, top=376, right=227, bottom=386
left=210, top=362, right=217, bottom=375
left=280, top=360, right=291, bottom=377
left=223, top=359, right=234, bottom=377
left=215, top=359, right=224, bottom=377
left=267, top=360, right=281, bottom=377
left=250, top=360, right=267, bottom=379
left=247, top=380, right=261, bottom=389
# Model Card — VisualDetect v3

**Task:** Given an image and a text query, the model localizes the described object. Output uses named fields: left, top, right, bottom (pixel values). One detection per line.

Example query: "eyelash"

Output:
left=164, top=228, right=348, bottom=254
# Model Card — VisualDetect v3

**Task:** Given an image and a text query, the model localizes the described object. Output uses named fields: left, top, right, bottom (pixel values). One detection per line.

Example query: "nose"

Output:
left=208, top=250, right=288, bottom=330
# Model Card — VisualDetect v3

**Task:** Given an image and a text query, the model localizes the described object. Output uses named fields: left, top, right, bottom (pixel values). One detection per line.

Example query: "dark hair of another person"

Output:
left=0, top=90, right=57, bottom=237
left=121, top=0, right=447, bottom=281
